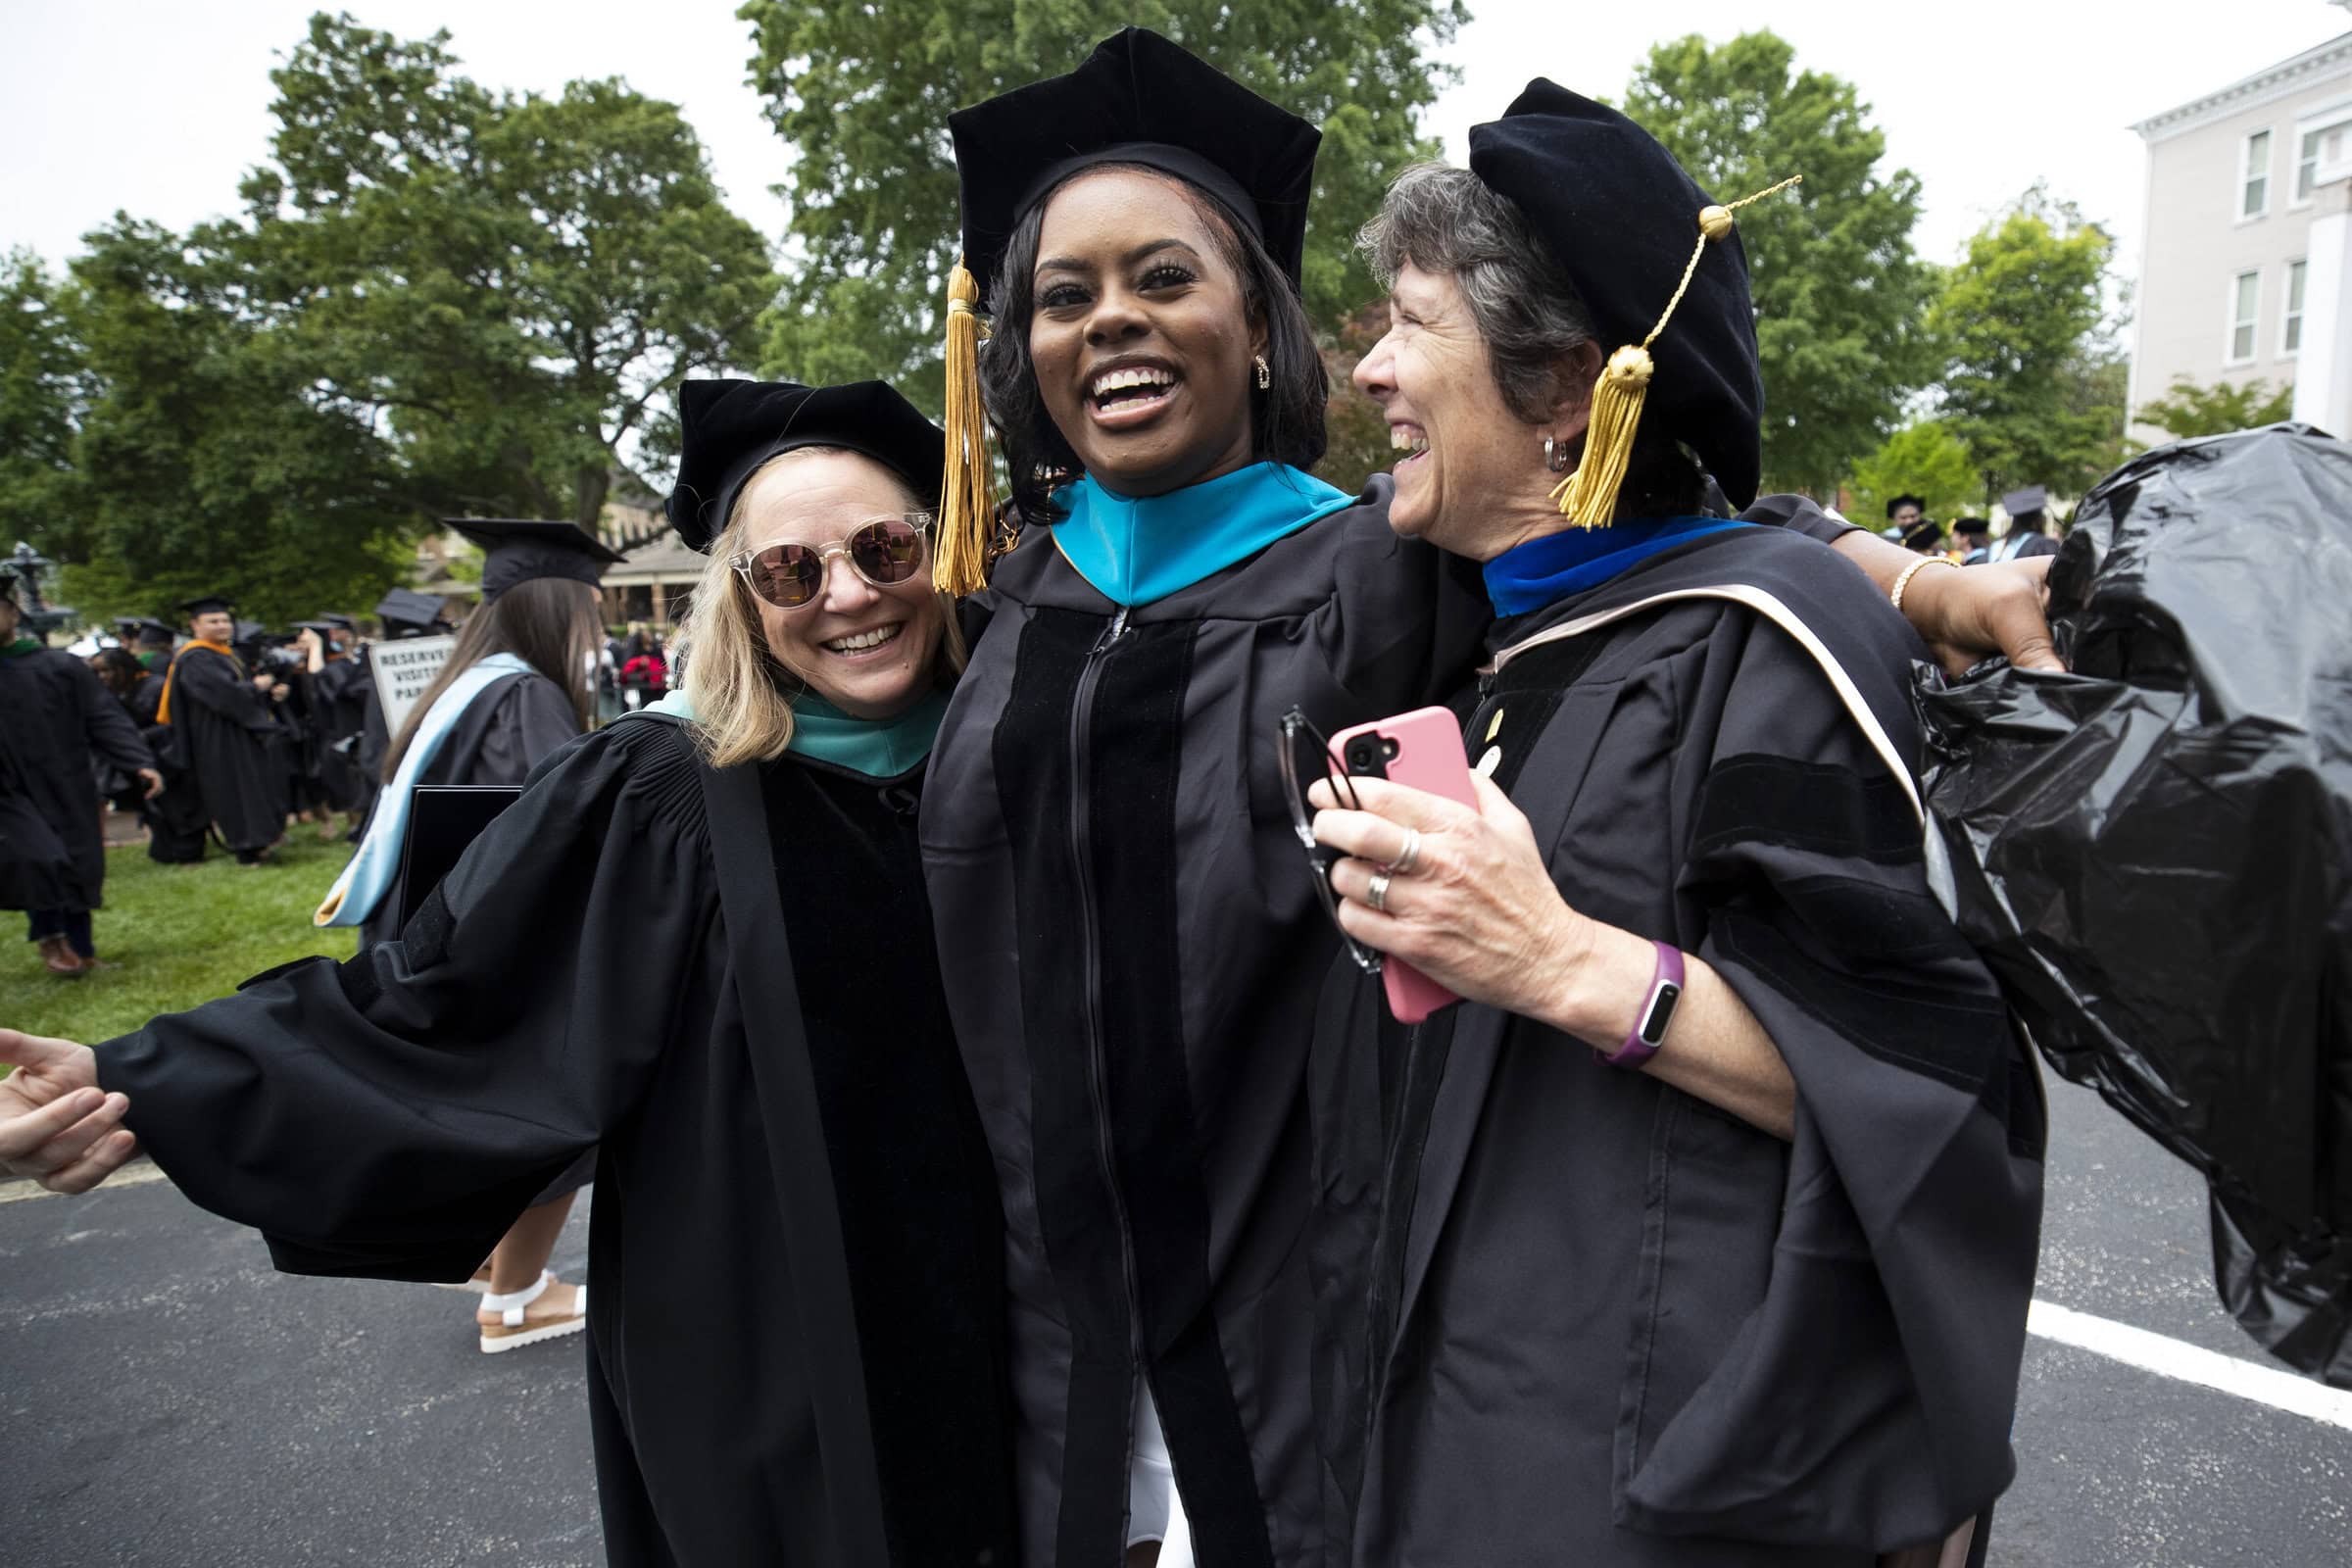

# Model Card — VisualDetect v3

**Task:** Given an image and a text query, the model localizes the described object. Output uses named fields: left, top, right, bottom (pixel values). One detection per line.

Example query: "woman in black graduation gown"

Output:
left=1300, top=94, right=2042, bottom=1566
left=0, top=381, right=1015, bottom=1568
left=924, top=32, right=2058, bottom=1568
left=314, top=520, right=618, bottom=1349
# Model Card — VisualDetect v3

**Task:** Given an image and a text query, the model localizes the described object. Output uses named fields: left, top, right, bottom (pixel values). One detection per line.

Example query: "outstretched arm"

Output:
left=0, top=1031, right=138, bottom=1194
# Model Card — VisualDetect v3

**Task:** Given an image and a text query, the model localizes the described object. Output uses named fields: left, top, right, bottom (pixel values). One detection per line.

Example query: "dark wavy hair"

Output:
left=979, top=164, right=1329, bottom=525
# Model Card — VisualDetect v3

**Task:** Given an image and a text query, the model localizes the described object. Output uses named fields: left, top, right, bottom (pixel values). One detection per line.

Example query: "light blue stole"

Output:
left=1051, top=463, right=1358, bottom=607
left=316, top=652, right=534, bottom=927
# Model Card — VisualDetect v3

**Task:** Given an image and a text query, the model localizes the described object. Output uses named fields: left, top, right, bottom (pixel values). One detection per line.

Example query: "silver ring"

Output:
left=1367, top=870, right=1392, bottom=912
left=1387, top=827, right=1422, bottom=876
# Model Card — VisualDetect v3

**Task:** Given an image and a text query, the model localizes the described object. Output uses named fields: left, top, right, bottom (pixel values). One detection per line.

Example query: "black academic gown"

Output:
left=163, top=645, right=286, bottom=854
left=309, top=657, right=369, bottom=811
left=0, top=648, right=156, bottom=911
left=356, top=669, right=581, bottom=950
left=922, top=477, right=1492, bottom=1568
left=97, top=716, right=1016, bottom=1568
left=1307, top=525, right=2046, bottom=1567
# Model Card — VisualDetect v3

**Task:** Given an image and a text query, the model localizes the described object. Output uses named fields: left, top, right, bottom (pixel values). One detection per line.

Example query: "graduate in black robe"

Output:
left=155, top=596, right=287, bottom=862
left=922, top=36, right=2033, bottom=1565
left=3, top=383, right=1015, bottom=1566
left=1302, top=87, right=2041, bottom=1567
left=302, top=618, right=368, bottom=817
left=0, top=574, right=161, bottom=973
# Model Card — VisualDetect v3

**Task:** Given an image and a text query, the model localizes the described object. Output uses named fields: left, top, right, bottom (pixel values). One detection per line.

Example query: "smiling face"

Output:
left=1027, top=168, right=1266, bottom=498
left=189, top=610, right=233, bottom=643
left=733, top=449, right=946, bottom=720
left=1352, top=261, right=1598, bottom=561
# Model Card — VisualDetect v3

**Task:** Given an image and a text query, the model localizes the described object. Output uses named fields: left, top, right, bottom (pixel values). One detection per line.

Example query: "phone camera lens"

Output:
left=1347, top=739, right=1379, bottom=771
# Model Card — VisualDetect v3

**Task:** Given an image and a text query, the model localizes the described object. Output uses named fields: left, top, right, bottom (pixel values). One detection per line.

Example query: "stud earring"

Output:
left=1253, top=355, right=1271, bottom=391
left=1543, top=436, right=1573, bottom=474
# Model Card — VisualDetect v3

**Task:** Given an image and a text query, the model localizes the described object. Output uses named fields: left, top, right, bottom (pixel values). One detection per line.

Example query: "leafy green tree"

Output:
left=48, top=219, right=416, bottom=625
left=2135, top=374, right=2295, bottom=441
left=1622, top=31, right=1931, bottom=497
left=738, top=0, right=1468, bottom=404
left=0, top=251, right=89, bottom=546
left=1844, top=419, right=1980, bottom=525
left=242, top=13, right=780, bottom=526
left=1930, top=186, right=2124, bottom=503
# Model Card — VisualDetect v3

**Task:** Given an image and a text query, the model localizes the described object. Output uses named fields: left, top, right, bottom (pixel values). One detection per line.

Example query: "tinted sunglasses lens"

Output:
left=749, top=545, right=820, bottom=608
left=851, top=519, right=923, bottom=586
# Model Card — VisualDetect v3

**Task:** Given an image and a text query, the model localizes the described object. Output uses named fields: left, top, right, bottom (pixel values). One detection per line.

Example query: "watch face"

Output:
left=1638, top=980, right=1683, bottom=1047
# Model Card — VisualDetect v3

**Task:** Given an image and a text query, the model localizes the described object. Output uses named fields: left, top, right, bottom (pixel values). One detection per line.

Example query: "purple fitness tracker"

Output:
left=1599, top=941, right=1684, bottom=1068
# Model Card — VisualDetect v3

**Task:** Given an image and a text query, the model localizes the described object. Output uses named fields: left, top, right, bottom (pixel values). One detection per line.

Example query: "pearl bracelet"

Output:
left=1889, top=555, right=1958, bottom=615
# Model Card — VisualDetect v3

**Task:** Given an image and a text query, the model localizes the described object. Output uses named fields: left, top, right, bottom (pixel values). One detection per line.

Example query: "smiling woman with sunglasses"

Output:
left=0, top=378, right=1016, bottom=1568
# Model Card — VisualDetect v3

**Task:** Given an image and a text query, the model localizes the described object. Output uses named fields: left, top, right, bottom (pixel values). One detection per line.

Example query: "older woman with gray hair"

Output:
left=1303, top=84, right=2041, bottom=1567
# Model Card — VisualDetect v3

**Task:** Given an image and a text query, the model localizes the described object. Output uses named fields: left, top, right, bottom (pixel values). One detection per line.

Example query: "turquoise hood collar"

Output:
left=1052, top=463, right=1357, bottom=607
left=647, top=684, right=947, bottom=779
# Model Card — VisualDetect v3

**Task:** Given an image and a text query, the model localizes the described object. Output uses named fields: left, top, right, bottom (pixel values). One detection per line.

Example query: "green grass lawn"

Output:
left=1, top=828, right=359, bottom=1052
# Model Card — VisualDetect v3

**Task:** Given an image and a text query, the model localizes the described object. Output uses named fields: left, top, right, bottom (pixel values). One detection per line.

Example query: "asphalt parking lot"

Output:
left=4, top=1074, right=2348, bottom=1566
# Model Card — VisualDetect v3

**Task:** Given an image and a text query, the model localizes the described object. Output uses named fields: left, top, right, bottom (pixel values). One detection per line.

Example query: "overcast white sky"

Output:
left=4, top=1, right=2344, bottom=290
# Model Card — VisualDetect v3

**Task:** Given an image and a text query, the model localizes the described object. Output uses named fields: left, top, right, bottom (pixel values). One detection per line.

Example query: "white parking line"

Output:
left=2030, top=1298, right=2352, bottom=1430
left=0, top=1161, right=172, bottom=1204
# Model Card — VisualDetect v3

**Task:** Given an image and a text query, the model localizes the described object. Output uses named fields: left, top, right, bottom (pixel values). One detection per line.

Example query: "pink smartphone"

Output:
left=1327, top=706, right=1478, bottom=1024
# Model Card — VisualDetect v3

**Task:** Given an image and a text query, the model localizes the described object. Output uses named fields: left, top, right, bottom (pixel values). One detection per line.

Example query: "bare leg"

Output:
left=486, top=1192, right=577, bottom=1293
left=474, top=1191, right=584, bottom=1347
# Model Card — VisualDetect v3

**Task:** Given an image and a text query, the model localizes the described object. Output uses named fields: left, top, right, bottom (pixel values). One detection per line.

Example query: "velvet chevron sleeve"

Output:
left=1623, top=606, right=2045, bottom=1550
left=96, top=718, right=717, bottom=1282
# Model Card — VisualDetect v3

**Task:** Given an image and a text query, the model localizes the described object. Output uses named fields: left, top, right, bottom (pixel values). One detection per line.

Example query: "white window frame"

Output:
left=2293, top=126, right=2328, bottom=208
left=2239, top=128, right=2274, bottom=221
left=2282, top=258, right=2308, bottom=358
left=2227, top=269, right=2261, bottom=366
left=2292, top=97, right=2352, bottom=208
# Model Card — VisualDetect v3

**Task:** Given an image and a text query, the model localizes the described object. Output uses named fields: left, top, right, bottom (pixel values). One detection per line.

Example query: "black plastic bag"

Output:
left=1918, top=423, right=2352, bottom=1388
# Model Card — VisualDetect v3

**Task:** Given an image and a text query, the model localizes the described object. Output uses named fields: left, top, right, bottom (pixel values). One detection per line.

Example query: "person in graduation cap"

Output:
left=298, top=614, right=368, bottom=837
left=1991, top=485, right=2060, bottom=562
left=0, top=378, right=1016, bottom=1567
left=1954, top=516, right=1992, bottom=565
left=0, top=568, right=163, bottom=976
left=350, top=587, right=455, bottom=816
left=925, top=31, right=2061, bottom=1568
left=304, top=517, right=619, bottom=1348
left=129, top=618, right=175, bottom=670
left=152, top=594, right=290, bottom=865
left=1298, top=88, right=2044, bottom=1567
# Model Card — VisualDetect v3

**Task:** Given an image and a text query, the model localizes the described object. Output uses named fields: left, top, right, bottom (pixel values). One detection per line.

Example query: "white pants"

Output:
left=1126, top=1384, right=1196, bottom=1565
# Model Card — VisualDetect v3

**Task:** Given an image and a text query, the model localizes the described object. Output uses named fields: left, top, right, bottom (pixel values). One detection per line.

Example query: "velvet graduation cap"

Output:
left=176, top=594, right=235, bottom=618
left=1469, top=81, right=1798, bottom=524
left=934, top=27, right=1322, bottom=593
left=1886, top=493, right=1927, bottom=519
left=666, top=379, right=946, bottom=554
left=445, top=519, right=625, bottom=602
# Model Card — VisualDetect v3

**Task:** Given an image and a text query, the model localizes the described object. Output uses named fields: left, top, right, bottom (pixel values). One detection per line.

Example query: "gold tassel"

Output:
left=1551, top=173, right=1802, bottom=528
left=935, top=258, right=1000, bottom=597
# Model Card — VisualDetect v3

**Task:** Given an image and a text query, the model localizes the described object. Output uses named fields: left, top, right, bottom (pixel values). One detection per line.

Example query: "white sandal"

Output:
left=476, top=1270, right=587, bottom=1354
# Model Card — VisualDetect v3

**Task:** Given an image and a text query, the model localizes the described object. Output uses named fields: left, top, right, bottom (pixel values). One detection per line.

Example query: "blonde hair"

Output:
left=681, top=447, right=967, bottom=768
